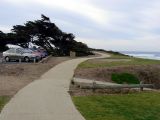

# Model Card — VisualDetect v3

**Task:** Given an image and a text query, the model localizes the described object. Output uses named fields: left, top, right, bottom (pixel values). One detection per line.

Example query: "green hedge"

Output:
left=111, top=73, right=140, bottom=84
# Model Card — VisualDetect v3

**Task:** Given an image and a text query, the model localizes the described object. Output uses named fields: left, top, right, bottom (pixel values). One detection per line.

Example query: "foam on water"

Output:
left=121, top=51, right=160, bottom=60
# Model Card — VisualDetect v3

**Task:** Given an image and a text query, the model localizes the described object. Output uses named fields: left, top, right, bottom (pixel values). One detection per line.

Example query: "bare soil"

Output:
left=0, top=57, right=71, bottom=96
left=69, top=82, right=141, bottom=96
left=75, top=65, right=160, bottom=89
left=72, top=64, right=160, bottom=96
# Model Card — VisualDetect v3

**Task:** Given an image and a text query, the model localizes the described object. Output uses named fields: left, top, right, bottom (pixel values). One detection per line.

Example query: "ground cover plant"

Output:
left=0, top=96, right=10, bottom=112
left=111, top=73, right=140, bottom=84
left=73, top=92, right=160, bottom=120
left=75, top=53, right=160, bottom=87
left=78, top=57, right=160, bottom=69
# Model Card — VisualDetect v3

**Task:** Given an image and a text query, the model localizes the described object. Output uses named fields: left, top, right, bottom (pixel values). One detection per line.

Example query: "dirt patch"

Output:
left=69, top=82, right=144, bottom=96
left=75, top=68, right=113, bottom=82
left=75, top=65, right=160, bottom=89
left=0, top=57, right=71, bottom=96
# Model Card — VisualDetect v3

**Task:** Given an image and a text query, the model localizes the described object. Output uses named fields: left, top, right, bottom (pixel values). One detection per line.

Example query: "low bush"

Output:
left=111, top=73, right=140, bottom=84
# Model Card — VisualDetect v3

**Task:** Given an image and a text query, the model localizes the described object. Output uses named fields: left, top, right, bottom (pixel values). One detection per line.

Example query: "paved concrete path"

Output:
left=0, top=53, right=109, bottom=120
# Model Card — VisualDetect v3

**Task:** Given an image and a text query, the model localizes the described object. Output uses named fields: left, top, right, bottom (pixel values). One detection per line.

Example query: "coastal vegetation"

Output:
left=70, top=52, right=160, bottom=120
left=111, top=73, right=140, bottom=84
left=73, top=92, right=160, bottom=120
left=78, top=57, right=160, bottom=69
left=75, top=53, right=160, bottom=87
left=0, top=96, right=10, bottom=112
left=0, top=15, right=91, bottom=56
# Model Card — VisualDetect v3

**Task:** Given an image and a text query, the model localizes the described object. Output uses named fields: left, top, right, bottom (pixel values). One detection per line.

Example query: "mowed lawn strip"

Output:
left=78, top=57, right=160, bottom=69
left=73, top=92, right=160, bottom=120
left=0, top=96, right=10, bottom=112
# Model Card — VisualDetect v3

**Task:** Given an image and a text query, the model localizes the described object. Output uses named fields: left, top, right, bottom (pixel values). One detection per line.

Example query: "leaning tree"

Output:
left=0, top=31, right=8, bottom=51
left=1, top=14, right=92, bottom=56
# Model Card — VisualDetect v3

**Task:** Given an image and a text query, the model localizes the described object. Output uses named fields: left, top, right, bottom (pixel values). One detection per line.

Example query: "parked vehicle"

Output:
left=33, top=50, right=44, bottom=58
left=24, top=49, right=42, bottom=60
left=3, top=48, right=41, bottom=62
left=37, top=49, right=48, bottom=58
left=30, top=48, right=48, bottom=58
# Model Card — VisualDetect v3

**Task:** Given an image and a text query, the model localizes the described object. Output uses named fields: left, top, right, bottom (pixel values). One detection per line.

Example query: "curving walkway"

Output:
left=0, top=52, right=108, bottom=120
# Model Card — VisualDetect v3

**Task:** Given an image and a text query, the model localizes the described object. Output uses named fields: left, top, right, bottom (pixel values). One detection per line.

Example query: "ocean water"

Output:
left=121, top=51, right=160, bottom=60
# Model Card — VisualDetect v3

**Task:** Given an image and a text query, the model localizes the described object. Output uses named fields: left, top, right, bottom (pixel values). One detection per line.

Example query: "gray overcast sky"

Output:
left=0, top=0, right=160, bottom=52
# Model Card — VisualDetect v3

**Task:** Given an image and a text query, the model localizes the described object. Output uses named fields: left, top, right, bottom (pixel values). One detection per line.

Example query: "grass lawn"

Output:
left=0, top=96, right=10, bottom=112
left=78, top=56, right=160, bottom=69
left=73, top=92, right=160, bottom=120
left=106, top=54, right=133, bottom=59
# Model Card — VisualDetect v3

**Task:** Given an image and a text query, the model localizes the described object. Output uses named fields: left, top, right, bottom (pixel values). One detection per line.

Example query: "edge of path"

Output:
left=0, top=52, right=109, bottom=120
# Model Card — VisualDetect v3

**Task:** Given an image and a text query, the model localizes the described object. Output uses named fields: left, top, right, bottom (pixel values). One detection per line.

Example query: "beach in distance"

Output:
left=121, top=51, right=160, bottom=60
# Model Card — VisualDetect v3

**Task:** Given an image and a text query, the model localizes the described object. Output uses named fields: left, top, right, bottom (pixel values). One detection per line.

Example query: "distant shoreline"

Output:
left=121, top=51, right=160, bottom=60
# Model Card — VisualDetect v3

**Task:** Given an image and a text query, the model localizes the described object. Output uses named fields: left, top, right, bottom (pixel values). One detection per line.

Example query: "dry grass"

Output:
left=75, top=65, right=160, bottom=88
left=75, top=53, right=160, bottom=89
left=0, top=57, right=71, bottom=96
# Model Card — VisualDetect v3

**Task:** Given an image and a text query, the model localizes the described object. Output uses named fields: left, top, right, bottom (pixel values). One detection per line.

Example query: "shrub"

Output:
left=111, top=73, right=140, bottom=84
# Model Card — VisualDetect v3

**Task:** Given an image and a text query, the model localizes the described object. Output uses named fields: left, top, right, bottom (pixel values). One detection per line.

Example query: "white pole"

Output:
left=19, top=59, right=21, bottom=63
left=34, top=58, right=36, bottom=63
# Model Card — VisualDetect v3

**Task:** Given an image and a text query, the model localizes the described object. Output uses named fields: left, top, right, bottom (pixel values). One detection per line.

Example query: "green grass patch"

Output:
left=106, top=54, right=132, bottom=59
left=111, top=73, right=140, bottom=84
left=78, top=58, right=160, bottom=69
left=73, top=92, right=160, bottom=120
left=0, top=96, right=10, bottom=112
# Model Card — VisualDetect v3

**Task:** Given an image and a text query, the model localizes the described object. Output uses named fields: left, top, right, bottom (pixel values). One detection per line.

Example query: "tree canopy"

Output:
left=0, top=15, right=92, bottom=56
left=0, top=31, right=8, bottom=51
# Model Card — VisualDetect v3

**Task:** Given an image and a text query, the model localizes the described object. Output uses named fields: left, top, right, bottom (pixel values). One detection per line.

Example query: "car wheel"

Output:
left=24, top=57, right=30, bottom=62
left=5, top=56, right=10, bottom=62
